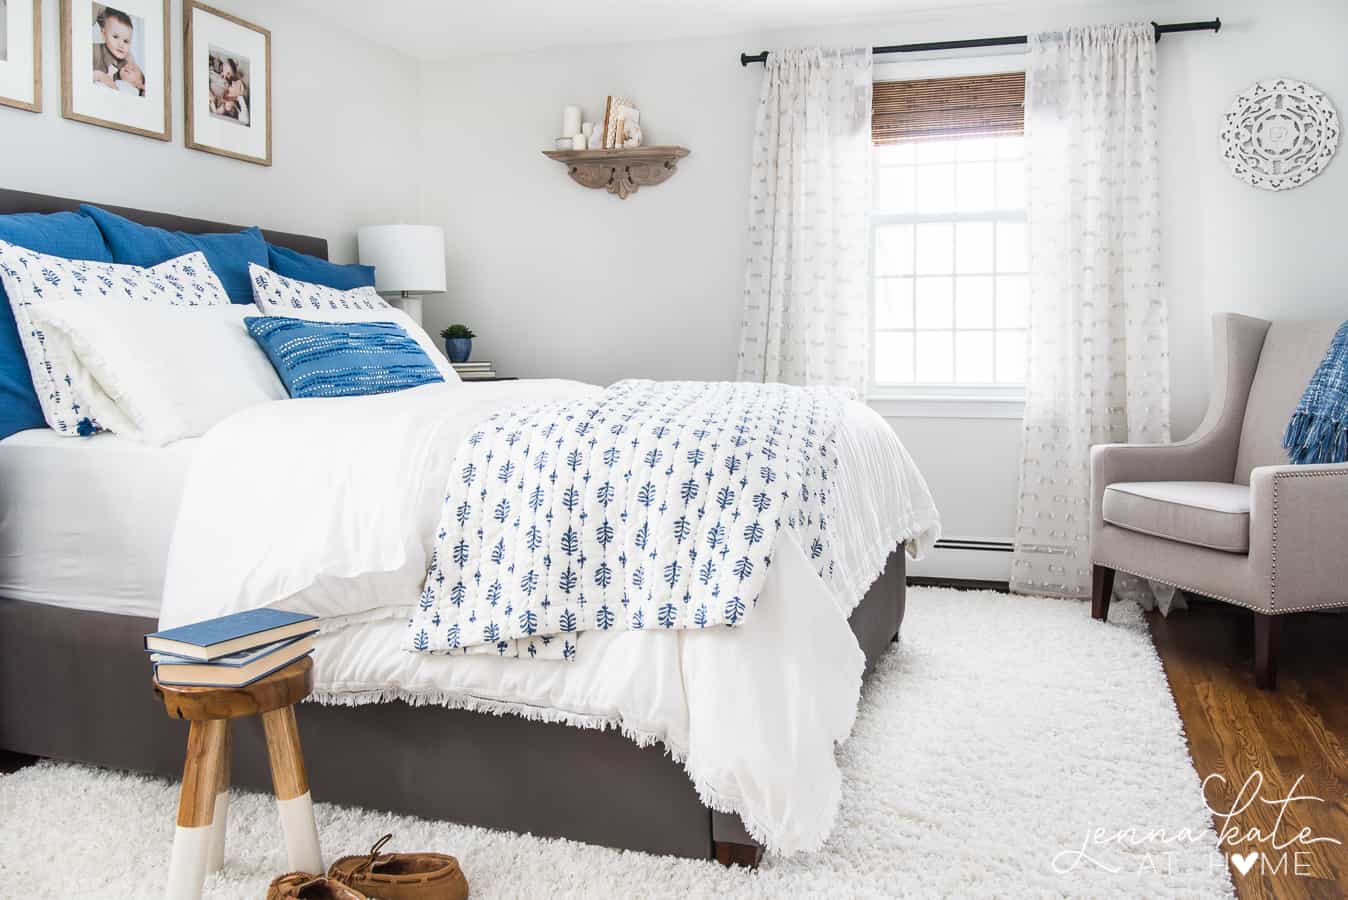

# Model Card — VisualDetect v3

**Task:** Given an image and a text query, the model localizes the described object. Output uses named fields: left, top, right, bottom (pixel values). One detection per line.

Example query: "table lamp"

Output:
left=356, top=225, right=446, bottom=325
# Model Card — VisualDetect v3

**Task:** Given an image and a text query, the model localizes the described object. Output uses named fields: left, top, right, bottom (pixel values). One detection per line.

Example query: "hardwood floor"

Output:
left=1149, top=598, right=1348, bottom=899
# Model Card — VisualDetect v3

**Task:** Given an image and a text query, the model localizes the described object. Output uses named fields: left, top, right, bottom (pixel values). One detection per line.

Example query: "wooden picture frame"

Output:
left=0, top=0, right=43, bottom=113
left=184, top=1, right=271, bottom=166
left=60, top=0, right=171, bottom=139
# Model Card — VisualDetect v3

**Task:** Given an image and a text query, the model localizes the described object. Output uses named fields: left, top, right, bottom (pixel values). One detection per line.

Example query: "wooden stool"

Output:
left=154, top=656, right=323, bottom=900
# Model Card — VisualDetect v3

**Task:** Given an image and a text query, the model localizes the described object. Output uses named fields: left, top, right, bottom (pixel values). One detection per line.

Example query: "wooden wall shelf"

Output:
left=542, top=146, right=690, bottom=199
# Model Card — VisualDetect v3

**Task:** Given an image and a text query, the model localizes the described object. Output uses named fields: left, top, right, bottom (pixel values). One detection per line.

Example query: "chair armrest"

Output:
left=1249, top=463, right=1348, bottom=612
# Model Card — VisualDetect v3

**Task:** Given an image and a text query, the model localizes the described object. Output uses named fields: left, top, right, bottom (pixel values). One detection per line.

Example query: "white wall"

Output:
left=0, top=0, right=423, bottom=261
left=416, top=0, right=1348, bottom=578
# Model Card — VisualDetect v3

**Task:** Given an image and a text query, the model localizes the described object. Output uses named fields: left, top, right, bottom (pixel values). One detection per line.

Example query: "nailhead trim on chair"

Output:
left=1270, top=469, right=1348, bottom=614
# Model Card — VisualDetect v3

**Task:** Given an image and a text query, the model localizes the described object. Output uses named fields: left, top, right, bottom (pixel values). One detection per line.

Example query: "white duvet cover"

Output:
left=160, top=379, right=940, bottom=854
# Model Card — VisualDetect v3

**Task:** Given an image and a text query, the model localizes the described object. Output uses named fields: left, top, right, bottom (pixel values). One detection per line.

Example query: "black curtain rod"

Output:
left=738, top=18, right=1221, bottom=66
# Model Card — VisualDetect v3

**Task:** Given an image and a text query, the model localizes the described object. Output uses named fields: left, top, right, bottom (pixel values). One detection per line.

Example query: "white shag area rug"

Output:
left=0, top=588, right=1233, bottom=898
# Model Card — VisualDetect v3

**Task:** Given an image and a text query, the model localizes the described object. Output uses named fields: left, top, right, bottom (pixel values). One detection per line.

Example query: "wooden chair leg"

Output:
left=261, top=705, right=323, bottom=874
left=1091, top=565, right=1115, bottom=621
left=713, top=840, right=764, bottom=868
left=1254, top=613, right=1282, bottom=690
left=206, top=722, right=230, bottom=874
left=166, top=719, right=227, bottom=900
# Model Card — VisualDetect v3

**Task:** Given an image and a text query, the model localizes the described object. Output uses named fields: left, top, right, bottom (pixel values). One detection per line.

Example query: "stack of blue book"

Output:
left=145, top=608, right=319, bottom=688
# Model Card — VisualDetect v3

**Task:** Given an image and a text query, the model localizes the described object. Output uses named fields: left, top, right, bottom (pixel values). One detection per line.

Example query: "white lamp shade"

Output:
left=357, top=225, right=447, bottom=294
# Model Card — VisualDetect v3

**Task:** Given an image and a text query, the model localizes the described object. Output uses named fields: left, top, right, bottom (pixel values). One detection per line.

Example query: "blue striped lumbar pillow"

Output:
left=245, top=316, right=444, bottom=399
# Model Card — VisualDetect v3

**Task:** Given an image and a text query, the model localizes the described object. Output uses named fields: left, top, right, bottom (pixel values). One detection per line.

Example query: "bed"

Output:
left=0, top=188, right=938, bottom=865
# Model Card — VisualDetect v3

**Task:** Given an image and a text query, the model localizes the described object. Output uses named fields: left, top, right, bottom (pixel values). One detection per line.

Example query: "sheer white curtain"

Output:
left=736, top=47, right=873, bottom=393
left=1011, top=24, right=1171, bottom=599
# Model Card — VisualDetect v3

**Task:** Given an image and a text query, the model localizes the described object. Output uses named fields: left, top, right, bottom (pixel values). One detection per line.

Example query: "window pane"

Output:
left=995, top=160, right=1025, bottom=210
left=875, top=278, right=914, bottom=329
left=916, top=140, right=957, bottom=164
left=876, top=143, right=916, bottom=165
left=915, top=331, right=954, bottom=382
left=875, top=166, right=916, bottom=213
left=955, top=161, right=995, bottom=212
left=955, top=221, right=994, bottom=273
left=996, top=135, right=1024, bottom=159
left=996, top=221, right=1027, bottom=272
left=874, top=331, right=914, bottom=383
left=955, top=276, right=995, bottom=328
left=996, top=329, right=1027, bottom=383
left=914, top=277, right=953, bottom=329
left=875, top=224, right=915, bottom=275
left=956, top=137, right=998, bottom=162
left=996, top=275, right=1028, bottom=328
left=915, top=164, right=956, bottom=213
left=914, top=223, right=953, bottom=274
left=955, top=331, right=995, bottom=383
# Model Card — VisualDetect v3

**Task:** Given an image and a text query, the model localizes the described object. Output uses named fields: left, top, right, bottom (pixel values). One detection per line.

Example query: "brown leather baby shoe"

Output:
left=328, top=834, right=469, bottom=900
left=267, top=871, right=369, bottom=899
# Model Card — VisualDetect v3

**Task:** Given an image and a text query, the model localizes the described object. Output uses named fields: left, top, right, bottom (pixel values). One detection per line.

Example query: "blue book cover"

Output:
left=150, top=633, right=313, bottom=667
left=144, top=608, right=318, bottom=660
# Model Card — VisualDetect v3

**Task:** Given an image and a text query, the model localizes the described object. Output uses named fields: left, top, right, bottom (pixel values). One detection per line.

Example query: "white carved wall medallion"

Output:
left=1220, top=78, right=1339, bottom=190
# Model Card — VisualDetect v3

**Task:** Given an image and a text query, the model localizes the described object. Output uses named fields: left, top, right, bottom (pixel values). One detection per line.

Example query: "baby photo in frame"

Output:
left=185, top=1, right=270, bottom=165
left=0, top=0, right=41, bottom=113
left=61, top=0, right=169, bottom=138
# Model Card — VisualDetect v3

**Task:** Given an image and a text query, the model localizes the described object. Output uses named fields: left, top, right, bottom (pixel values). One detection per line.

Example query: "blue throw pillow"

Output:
left=80, top=204, right=267, bottom=304
left=0, top=211, right=113, bottom=440
left=267, top=243, right=376, bottom=291
left=246, top=316, right=444, bottom=399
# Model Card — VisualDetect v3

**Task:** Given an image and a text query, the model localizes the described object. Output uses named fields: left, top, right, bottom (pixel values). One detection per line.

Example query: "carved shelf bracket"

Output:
left=542, top=146, right=690, bottom=199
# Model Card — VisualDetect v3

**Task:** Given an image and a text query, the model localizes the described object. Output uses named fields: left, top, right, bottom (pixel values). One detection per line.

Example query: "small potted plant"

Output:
left=439, top=324, right=476, bottom=363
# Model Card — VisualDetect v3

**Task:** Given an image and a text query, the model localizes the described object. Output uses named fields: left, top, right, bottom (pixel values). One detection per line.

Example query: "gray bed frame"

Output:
left=0, top=187, right=907, bottom=865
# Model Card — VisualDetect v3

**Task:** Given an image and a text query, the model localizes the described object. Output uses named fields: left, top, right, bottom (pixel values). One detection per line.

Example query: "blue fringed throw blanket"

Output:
left=1283, top=320, right=1348, bottom=465
left=405, top=380, right=848, bottom=659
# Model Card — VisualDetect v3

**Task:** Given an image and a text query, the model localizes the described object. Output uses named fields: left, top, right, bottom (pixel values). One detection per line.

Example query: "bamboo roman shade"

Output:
left=872, top=72, right=1025, bottom=144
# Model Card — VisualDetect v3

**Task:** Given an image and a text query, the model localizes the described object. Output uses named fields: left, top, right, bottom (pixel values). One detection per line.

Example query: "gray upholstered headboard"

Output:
left=0, top=187, right=328, bottom=260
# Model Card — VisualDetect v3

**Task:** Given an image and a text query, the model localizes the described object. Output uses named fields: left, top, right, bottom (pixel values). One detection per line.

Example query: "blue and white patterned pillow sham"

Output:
left=0, top=239, right=230, bottom=436
left=249, top=262, right=391, bottom=314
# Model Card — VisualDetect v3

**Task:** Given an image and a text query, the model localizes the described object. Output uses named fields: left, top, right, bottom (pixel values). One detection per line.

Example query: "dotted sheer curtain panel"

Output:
left=736, top=47, right=873, bottom=393
left=1011, top=23, right=1171, bottom=599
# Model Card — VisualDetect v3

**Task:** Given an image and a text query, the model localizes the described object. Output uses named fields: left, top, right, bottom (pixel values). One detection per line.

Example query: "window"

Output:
left=870, top=72, right=1027, bottom=396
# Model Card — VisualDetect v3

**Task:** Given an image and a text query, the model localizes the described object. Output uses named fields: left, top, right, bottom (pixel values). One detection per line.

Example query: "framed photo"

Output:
left=184, top=1, right=270, bottom=166
left=0, top=0, right=42, bottom=113
left=60, top=0, right=170, bottom=138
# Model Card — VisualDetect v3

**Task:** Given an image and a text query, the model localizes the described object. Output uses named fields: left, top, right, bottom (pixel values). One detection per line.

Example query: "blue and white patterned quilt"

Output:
left=405, top=379, right=849, bottom=659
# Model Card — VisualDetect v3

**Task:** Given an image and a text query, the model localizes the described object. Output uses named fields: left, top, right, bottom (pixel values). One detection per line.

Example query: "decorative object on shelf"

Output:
left=570, top=133, right=586, bottom=150
left=439, top=323, right=475, bottom=363
left=617, top=106, right=642, bottom=148
left=542, top=145, right=690, bottom=199
left=0, top=0, right=41, bottom=112
left=61, top=0, right=171, bottom=139
left=554, top=136, right=572, bottom=150
left=586, top=122, right=604, bottom=149
left=184, top=1, right=271, bottom=165
left=357, top=224, right=446, bottom=326
left=1220, top=78, right=1340, bottom=191
left=601, top=95, right=633, bottom=149
left=561, top=104, right=581, bottom=138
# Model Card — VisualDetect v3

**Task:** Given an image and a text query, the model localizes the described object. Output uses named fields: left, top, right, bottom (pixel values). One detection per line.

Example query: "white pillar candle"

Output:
left=571, top=134, right=587, bottom=150
left=561, top=105, right=582, bottom=137
left=581, top=122, right=594, bottom=138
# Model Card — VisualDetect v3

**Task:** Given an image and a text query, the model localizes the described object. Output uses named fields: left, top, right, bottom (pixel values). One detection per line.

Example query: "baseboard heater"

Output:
left=932, top=538, right=1014, bottom=553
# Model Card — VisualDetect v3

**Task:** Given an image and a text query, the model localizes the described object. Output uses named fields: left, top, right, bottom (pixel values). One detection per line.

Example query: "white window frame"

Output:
left=867, top=51, right=1028, bottom=419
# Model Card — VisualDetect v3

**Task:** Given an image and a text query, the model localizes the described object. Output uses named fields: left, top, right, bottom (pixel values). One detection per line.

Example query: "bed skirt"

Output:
left=0, top=548, right=905, bottom=860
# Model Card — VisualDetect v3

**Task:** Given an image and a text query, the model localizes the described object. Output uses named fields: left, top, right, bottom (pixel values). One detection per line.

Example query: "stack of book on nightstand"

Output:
left=144, top=608, right=318, bottom=688
left=452, top=361, right=498, bottom=380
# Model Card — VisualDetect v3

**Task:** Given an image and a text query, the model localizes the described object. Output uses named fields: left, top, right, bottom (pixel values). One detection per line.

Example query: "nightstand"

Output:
left=461, top=376, right=518, bottom=382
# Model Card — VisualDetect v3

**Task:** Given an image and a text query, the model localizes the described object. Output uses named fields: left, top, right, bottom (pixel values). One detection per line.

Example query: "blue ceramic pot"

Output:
left=445, top=338, right=472, bottom=363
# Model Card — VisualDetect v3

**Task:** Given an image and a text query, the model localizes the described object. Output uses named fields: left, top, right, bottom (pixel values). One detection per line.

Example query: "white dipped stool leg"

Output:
left=206, top=723, right=230, bottom=874
left=262, top=706, right=324, bottom=873
left=165, top=719, right=227, bottom=900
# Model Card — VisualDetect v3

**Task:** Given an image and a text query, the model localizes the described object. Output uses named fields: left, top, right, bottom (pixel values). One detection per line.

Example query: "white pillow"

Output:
left=248, top=262, right=460, bottom=383
left=0, top=240, right=232, bottom=436
left=28, top=301, right=286, bottom=446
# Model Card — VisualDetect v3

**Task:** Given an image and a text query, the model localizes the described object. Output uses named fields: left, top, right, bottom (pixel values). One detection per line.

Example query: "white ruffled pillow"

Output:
left=248, top=262, right=460, bottom=383
left=0, top=239, right=231, bottom=436
left=28, top=301, right=286, bottom=446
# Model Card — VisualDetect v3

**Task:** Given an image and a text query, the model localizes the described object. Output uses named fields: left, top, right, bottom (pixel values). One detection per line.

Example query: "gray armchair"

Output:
left=1090, top=313, right=1348, bottom=689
